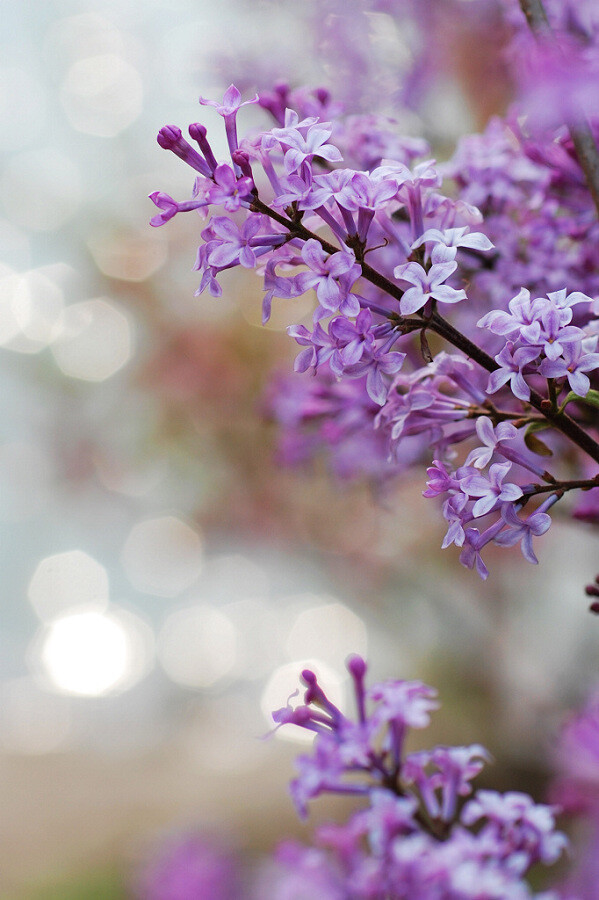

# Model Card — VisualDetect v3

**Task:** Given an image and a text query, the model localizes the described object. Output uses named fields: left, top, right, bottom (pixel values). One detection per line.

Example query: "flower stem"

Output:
left=518, top=0, right=599, bottom=219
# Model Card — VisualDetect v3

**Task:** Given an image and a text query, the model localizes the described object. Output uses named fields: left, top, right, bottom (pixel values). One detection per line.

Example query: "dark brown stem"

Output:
left=523, top=475, right=599, bottom=497
left=518, top=0, right=549, bottom=31
left=569, top=128, right=599, bottom=219
left=518, top=0, right=599, bottom=219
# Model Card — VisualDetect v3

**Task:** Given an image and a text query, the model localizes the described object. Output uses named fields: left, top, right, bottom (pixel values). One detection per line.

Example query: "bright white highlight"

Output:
left=31, top=605, right=153, bottom=697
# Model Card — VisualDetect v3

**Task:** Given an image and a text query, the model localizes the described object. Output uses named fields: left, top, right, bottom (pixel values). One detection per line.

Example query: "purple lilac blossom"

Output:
left=494, top=498, right=555, bottom=565
left=131, top=833, right=240, bottom=900
left=394, top=246, right=467, bottom=315
left=153, top=77, right=599, bottom=579
left=460, top=461, right=524, bottom=518
left=269, top=657, right=566, bottom=899
left=549, top=688, right=599, bottom=898
left=486, top=342, right=539, bottom=402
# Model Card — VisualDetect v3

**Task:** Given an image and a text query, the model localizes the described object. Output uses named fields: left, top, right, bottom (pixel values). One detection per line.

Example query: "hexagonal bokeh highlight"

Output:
left=28, top=549, right=109, bottom=621
left=121, top=514, right=203, bottom=597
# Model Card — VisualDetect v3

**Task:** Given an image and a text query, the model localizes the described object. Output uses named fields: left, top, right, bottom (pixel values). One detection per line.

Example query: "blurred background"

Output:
left=1, top=0, right=598, bottom=896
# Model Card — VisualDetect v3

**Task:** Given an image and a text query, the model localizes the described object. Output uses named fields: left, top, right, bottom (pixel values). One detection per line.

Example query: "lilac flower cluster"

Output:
left=152, top=13, right=599, bottom=582
left=547, top=688, right=599, bottom=899
left=267, top=656, right=566, bottom=898
left=504, top=0, right=599, bottom=130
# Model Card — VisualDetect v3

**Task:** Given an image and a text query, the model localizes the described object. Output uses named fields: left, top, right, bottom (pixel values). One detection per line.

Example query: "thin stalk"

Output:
left=518, top=0, right=599, bottom=218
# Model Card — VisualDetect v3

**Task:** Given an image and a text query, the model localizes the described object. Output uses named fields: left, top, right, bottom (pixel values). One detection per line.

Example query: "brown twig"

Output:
left=518, top=0, right=599, bottom=218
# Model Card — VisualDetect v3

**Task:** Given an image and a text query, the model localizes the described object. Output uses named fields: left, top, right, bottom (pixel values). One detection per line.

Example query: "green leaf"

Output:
left=560, top=389, right=599, bottom=412
left=524, top=423, right=553, bottom=457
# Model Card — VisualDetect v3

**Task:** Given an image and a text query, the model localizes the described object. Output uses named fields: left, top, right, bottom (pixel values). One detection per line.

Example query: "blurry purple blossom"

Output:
left=494, top=498, right=554, bottom=564
left=131, top=833, right=240, bottom=900
left=270, top=658, right=566, bottom=898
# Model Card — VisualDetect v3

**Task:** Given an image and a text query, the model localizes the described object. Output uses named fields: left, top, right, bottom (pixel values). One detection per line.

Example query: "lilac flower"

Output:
left=199, top=84, right=258, bottom=154
left=153, top=69, right=599, bottom=583
left=205, top=216, right=264, bottom=268
left=459, top=528, right=491, bottom=580
left=272, top=658, right=567, bottom=898
left=308, top=168, right=357, bottom=209
left=539, top=341, right=599, bottom=396
left=486, top=342, right=540, bottom=402
left=193, top=244, right=222, bottom=297
left=478, top=288, right=547, bottom=338
left=393, top=259, right=466, bottom=316
left=412, top=226, right=494, bottom=255
left=494, top=497, right=555, bottom=564
left=353, top=789, right=419, bottom=854
left=295, top=239, right=361, bottom=313
left=347, top=343, right=406, bottom=406
left=423, top=459, right=462, bottom=497
left=206, top=163, right=254, bottom=211
left=403, top=744, right=490, bottom=822
left=271, top=172, right=314, bottom=209
left=287, top=323, right=329, bottom=374
left=461, top=461, right=523, bottom=517
left=271, top=107, right=319, bottom=134
left=261, top=256, right=306, bottom=324
left=326, top=170, right=397, bottom=213
left=327, top=309, right=375, bottom=376
left=274, top=122, right=343, bottom=175
left=461, top=790, right=567, bottom=872
left=547, top=287, right=595, bottom=313
left=441, top=494, right=471, bottom=549
left=383, top=371, right=471, bottom=445
left=290, top=734, right=368, bottom=817
left=534, top=304, right=585, bottom=361
left=148, top=191, right=207, bottom=227
left=199, top=83, right=259, bottom=119
left=367, top=679, right=439, bottom=742
left=465, top=416, right=519, bottom=469
left=326, top=170, right=399, bottom=241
